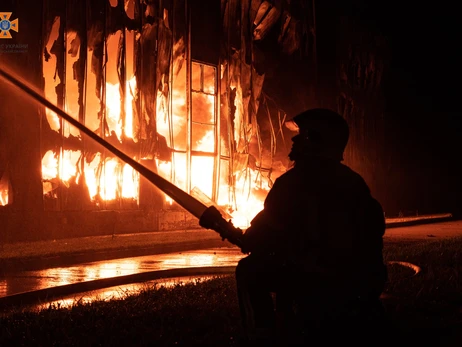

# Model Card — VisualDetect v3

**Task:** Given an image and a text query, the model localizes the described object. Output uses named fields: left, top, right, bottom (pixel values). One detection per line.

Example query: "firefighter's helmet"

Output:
left=285, top=108, right=349, bottom=161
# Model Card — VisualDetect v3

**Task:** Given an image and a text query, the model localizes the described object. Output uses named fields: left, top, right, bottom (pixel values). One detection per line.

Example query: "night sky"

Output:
left=380, top=4, right=460, bottom=168
left=365, top=2, right=459, bottom=120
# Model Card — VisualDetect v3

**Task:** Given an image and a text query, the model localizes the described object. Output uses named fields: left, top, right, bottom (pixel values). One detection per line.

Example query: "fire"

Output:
left=42, top=26, right=139, bottom=202
left=41, top=150, right=58, bottom=181
left=0, top=181, right=8, bottom=206
left=61, top=150, right=81, bottom=183
left=40, top=20, right=271, bottom=228
left=121, top=163, right=139, bottom=198
left=80, top=72, right=140, bottom=202
left=225, top=80, right=270, bottom=228
left=84, top=153, right=101, bottom=200
left=41, top=149, right=81, bottom=187
left=105, top=77, right=137, bottom=141
left=155, top=61, right=270, bottom=228
left=41, top=70, right=140, bottom=202
left=191, top=156, right=214, bottom=198
left=97, top=158, right=118, bottom=201
left=216, top=163, right=269, bottom=228
left=232, top=170, right=267, bottom=228
left=83, top=155, right=139, bottom=201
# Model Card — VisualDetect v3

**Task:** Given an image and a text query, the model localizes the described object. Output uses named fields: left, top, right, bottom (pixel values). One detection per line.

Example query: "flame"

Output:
left=191, top=156, right=214, bottom=198
left=83, top=153, right=140, bottom=201
left=42, top=150, right=59, bottom=180
left=106, top=76, right=137, bottom=140
left=121, top=163, right=138, bottom=198
left=156, top=65, right=218, bottom=201
left=40, top=21, right=271, bottom=227
left=230, top=169, right=267, bottom=228
left=42, top=17, right=61, bottom=132
left=61, top=150, right=81, bottom=182
left=41, top=25, right=140, bottom=203
left=84, top=153, right=101, bottom=200
left=0, top=182, right=8, bottom=206
left=98, top=158, right=118, bottom=200
left=40, top=69, right=140, bottom=202
left=226, top=79, right=269, bottom=227
left=233, top=80, right=245, bottom=146
left=41, top=149, right=81, bottom=183
left=155, top=61, right=270, bottom=227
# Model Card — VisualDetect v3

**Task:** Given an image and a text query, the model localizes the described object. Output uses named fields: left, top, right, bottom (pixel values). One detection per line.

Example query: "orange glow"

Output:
left=0, top=183, right=8, bottom=206
left=61, top=150, right=81, bottom=183
left=41, top=69, right=140, bottom=202
left=41, top=149, right=82, bottom=183
left=43, top=17, right=61, bottom=131
left=156, top=60, right=270, bottom=228
left=40, top=20, right=271, bottom=227
left=83, top=155, right=140, bottom=201
left=42, top=24, right=139, bottom=203
left=106, top=76, right=137, bottom=141
left=231, top=169, right=267, bottom=228
left=84, top=153, right=101, bottom=200
left=41, top=150, right=58, bottom=180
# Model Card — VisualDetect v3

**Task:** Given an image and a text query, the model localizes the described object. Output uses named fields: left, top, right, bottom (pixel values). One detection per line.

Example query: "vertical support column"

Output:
left=213, top=64, right=220, bottom=203
left=185, top=0, right=191, bottom=193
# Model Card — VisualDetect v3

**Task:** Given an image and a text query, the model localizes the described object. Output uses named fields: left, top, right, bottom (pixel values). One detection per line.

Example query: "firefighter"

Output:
left=234, top=108, right=388, bottom=345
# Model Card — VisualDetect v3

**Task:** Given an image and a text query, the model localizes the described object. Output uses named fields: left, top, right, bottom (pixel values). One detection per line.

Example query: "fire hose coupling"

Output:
left=199, top=206, right=244, bottom=248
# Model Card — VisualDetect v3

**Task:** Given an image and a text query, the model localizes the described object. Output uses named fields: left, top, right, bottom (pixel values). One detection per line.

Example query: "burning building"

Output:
left=0, top=0, right=389, bottom=242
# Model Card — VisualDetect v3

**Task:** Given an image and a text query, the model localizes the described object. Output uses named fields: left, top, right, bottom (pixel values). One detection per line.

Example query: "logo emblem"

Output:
left=0, top=12, right=19, bottom=39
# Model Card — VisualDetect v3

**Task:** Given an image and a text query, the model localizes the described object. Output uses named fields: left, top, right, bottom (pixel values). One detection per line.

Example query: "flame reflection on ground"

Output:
left=0, top=248, right=245, bottom=299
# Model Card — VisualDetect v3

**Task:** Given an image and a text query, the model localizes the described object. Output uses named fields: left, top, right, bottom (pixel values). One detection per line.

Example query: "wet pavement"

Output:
left=0, top=247, right=245, bottom=310
left=0, top=247, right=244, bottom=297
left=0, top=215, right=461, bottom=311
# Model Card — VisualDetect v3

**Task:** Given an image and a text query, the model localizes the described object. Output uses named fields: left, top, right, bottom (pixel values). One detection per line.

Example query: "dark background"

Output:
left=337, top=1, right=461, bottom=216
left=372, top=1, right=461, bottom=216
left=262, top=0, right=461, bottom=217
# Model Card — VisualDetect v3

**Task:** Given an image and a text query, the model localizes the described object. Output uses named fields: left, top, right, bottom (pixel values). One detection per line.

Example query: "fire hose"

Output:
left=0, top=66, right=244, bottom=248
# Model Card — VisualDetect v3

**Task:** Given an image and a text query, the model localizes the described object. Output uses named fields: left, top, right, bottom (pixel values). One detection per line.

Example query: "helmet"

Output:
left=285, top=108, right=349, bottom=161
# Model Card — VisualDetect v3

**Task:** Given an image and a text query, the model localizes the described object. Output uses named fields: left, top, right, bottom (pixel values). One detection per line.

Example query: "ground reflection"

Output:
left=162, top=254, right=216, bottom=267
left=0, top=248, right=244, bottom=298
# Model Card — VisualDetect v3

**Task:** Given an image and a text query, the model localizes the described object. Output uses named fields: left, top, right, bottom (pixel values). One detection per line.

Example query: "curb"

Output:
left=385, top=214, right=453, bottom=229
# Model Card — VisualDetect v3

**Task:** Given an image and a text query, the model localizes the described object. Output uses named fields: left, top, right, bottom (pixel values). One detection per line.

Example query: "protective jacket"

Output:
left=242, top=157, right=387, bottom=298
